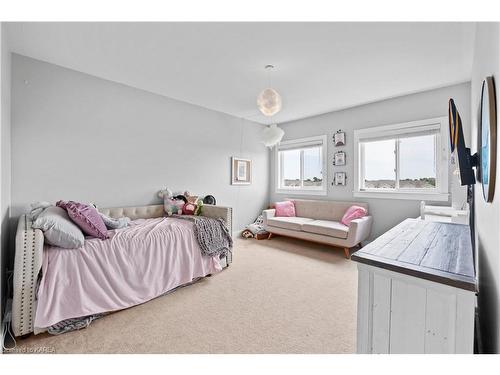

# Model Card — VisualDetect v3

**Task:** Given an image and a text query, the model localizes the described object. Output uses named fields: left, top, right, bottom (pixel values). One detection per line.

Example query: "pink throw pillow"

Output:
left=57, top=200, right=109, bottom=240
left=341, top=205, right=367, bottom=226
left=274, top=201, right=296, bottom=217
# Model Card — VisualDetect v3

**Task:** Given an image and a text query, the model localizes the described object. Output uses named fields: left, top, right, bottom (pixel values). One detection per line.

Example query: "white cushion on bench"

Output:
left=267, top=216, right=314, bottom=231
left=302, top=220, right=349, bottom=239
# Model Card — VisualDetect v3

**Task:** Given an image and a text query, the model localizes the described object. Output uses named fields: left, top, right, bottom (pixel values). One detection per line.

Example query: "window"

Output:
left=354, top=117, right=449, bottom=201
left=276, top=135, right=327, bottom=195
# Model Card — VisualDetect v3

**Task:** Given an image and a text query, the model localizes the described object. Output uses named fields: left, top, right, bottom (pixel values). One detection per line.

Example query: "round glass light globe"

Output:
left=257, top=88, right=282, bottom=116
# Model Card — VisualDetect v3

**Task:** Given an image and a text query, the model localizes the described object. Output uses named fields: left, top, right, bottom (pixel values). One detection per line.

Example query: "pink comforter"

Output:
left=35, top=217, right=222, bottom=329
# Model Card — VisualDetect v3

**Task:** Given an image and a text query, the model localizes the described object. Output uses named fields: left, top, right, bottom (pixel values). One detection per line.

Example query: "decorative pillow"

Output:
left=57, top=200, right=109, bottom=240
left=32, top=206, right=85, bottom=249
left=341, top=205, right=367, bottom=226
left=274, top=201, right=296, bottom=217
left=164, top=198, right=185, bottom=216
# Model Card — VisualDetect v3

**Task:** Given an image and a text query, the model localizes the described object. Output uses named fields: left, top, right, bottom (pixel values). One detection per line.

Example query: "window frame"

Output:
left=275, top=135, right=328, bottom=196
left=353, top=117, right=449, bottom=201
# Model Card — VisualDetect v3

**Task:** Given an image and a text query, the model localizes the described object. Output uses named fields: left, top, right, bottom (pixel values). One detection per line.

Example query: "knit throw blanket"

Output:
left=172, top=215, right=233, bottom=258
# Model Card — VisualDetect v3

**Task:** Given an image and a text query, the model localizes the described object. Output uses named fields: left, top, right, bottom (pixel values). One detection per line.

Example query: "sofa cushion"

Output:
left=301, top=220, right=349, bottom=239
left=267, top=216, right=315, bottom=231
left=292, top=199, right=368, bottom=221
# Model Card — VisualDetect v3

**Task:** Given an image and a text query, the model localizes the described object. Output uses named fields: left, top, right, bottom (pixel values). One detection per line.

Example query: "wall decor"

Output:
left=334, top=172, right=347, bottom=186
left=334, top=151, right=346, bottom=166
left=334, top=130, right=346, bottom=146
left=231, top=157, right=252, bottom=185
left=479, top=76, right=497, bottom=202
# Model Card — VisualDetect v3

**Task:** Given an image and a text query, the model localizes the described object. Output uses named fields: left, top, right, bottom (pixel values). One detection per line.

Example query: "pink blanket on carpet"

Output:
left=35, top=217, right=222, bottom=329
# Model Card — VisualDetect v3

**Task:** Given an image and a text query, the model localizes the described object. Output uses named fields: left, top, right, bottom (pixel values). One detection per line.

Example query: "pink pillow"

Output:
left=341, top=205, right=367, bottom=226
left=57, top=200, right=109, bottom=240
left=274, top=201, right=296, bottom=217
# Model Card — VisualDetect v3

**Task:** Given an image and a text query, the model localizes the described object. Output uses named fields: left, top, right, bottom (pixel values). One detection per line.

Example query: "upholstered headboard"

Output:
left=98, top=204, right=233, bottom=234
left=99, top=204, right=164, bottom=220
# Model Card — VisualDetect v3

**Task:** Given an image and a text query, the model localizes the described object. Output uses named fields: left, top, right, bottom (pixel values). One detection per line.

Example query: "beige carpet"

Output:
left=11, top=237, right=358, bottom=354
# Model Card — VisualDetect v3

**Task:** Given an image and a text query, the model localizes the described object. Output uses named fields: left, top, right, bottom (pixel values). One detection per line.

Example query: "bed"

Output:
left=11, top=204, right=233, bottom=337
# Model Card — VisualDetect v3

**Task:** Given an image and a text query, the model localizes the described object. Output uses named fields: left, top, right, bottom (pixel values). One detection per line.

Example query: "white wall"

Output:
left=1, top=23, right=12, bottom=340
left=270, top=83, right=471, bottom=239
left=470, top=22, right=500, bottom=354
left=10, top=54, right=269, bottom=235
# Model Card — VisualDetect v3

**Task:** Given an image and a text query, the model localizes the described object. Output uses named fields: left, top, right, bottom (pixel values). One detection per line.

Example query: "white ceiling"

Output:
left=6, top=22, right=475, bottom=125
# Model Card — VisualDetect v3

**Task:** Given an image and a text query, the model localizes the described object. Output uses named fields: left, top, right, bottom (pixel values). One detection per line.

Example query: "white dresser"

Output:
left=352, top=219, right=476, bottom=354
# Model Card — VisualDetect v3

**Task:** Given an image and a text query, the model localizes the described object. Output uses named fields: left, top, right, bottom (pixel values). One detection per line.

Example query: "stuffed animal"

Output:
left=202, top=195, right=216, bottom=205
left=158, top=188, right=205, bottom=215
left=241, top=229, right=254, bottom=238
left=246, top=215, right=266, bottom=235
left=165, top=198, right=185, bottom=216
left=182, top=198, right=203, bottom=215
left=173, top=195, right=187, bottom=203
left=184, top=191, right=199, bottom=204
left=158, top=187, right=185, bottom=216
left=157, top=187, right=173, bottom=200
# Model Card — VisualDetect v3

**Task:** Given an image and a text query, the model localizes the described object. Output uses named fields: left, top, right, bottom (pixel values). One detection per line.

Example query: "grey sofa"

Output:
left=263, top=199, right=373, bottom=258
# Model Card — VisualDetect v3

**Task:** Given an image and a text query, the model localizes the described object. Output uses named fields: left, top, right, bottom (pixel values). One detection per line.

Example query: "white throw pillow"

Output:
left=32, top=206, right=85, bottom=249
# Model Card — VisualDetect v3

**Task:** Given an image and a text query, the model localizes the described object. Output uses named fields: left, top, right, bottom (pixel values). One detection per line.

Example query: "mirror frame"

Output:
left=479, top=76, right=497, bottom=202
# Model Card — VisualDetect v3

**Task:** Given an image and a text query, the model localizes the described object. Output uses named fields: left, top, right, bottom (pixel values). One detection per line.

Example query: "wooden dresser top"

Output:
left=351, top=218, right=476, bottom=291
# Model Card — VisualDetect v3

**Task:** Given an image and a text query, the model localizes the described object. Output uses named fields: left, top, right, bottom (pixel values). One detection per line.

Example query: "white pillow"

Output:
left=32, top=206, right=85, bottom=249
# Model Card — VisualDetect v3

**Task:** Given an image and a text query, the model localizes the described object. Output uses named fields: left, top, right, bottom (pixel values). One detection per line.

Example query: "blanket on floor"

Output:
left=172, top=215, right=232, bottom=257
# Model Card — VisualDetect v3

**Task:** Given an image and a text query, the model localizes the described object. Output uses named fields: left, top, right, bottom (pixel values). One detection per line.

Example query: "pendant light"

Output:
left=257, top=64, right=282, bottom=117
left=262, top=124, right=285, bottom=148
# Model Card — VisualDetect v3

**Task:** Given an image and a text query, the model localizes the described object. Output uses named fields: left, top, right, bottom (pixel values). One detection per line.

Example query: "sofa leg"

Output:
left=344, top=247, right=351, bottom=259
left=268, top=232, right=273, bottom=239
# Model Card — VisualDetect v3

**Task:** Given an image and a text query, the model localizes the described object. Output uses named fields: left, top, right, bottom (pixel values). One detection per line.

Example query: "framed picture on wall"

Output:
left=334, top=151, right=346, bottom=166
left=334, top=130, right=346, bottom=146
left=334, top=172, right=346, bottom=186
left=231, top=157, right=252, bottom=185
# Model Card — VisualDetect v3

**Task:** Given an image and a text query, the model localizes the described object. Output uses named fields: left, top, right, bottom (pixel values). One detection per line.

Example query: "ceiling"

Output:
left=6, top=22, right=475, bottom=125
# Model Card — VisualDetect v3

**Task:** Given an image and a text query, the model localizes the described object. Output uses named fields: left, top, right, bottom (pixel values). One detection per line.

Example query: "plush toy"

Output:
left=157, top=187, right=173, bottom=200
left=164, top=198, right=185, bottom=216
left=183, top=191, right=199, bottom=204
left=173, top=195, right=188, bottom=203
left=202, top=195, right=216, bottom=205
left=241, top=229, right=254, bottom=238
left=158, top=187, right=185, bottom=216
left=158, top=188, right=205, bottom=215
left=182, top=198, right=203, bottom=215
left=246, top=215, right=266, bottom=235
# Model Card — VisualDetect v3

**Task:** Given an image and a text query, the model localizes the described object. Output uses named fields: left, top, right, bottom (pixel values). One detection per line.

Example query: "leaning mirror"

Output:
left=479, top=76, right=497, bottom=202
